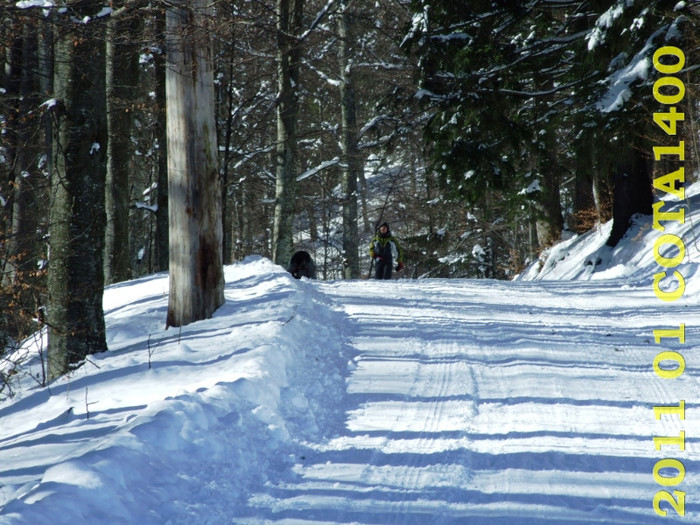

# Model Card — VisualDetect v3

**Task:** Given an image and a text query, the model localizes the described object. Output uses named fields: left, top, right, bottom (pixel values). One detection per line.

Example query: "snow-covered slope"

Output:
left=518, top=181, right=700, bottom=287
left=1, top=185, right=700, bottom=523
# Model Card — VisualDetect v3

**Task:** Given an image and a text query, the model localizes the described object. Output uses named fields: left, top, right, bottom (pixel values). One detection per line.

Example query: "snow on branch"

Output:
left=595, top=26, right=666, bottom=113
left=586, top=2, right=627, bottom=51
left=133, top=201, right=158, bottom=213
left=232, top=146, right=275, bottom=171
left=359, top=115, right=394, bottom=138
left=296, top=157, right=340, bottom=182
left=15, top=0, right=54, bottom=8
left=299, top=0, right=339, bottom=42
left=15, top=0, right=113, bottom=21
left=303, top=58, right=340, bottom=87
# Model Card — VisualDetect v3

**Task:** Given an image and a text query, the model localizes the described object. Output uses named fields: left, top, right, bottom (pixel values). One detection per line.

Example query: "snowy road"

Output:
left=2, top=256, right=700, bottom=524
left=242, top=277, right=700, bottom=524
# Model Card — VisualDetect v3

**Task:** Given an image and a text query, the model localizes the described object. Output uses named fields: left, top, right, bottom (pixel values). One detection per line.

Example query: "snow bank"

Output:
left=518, top=182, right=700, bottom=295
left=0, top=257, right=349, bottom=524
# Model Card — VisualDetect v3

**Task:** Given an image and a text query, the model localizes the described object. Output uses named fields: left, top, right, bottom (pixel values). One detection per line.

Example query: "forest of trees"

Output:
left=1, top=0, right=698, bottom=380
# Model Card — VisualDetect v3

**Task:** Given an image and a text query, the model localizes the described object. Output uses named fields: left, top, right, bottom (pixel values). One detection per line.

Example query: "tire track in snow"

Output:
left=239, top=279, right=700, bottom=524
left=241, top=281, right=480, bottom=523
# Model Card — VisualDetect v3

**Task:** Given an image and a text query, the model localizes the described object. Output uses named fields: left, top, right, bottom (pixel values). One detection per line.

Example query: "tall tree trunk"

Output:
left=47, top=7, right=108, bottom=381
left=104, top=8, right=141, bottom=284
left=338, top=4, right=360, bottom=279
left=532, top=78, right=563, bottom=249
left=154, top=9, right=169, bottom=273
left=272, top=0, right=303, bottom=266
left=3, top=22, right=37, bottom=289
left=535, top=153, right=564, bottom=248
left=2, top=19, right=44, bottom=341
left=572, top=127, right=597, bottom=233
left=165, top=0, right=224, bottom=328
left=220, top=52, right=237, bottom=265
left=606, top=146, right=653, bottom=247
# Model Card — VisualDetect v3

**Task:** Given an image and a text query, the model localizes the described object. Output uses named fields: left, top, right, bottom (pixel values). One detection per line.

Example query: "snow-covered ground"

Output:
left=2, top=186, right=700, bottom=524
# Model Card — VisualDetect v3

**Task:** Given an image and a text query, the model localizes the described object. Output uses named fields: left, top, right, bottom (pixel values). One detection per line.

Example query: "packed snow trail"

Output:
left=241, top=277, right=700, bottom=524
left=1, top=256, right=700, bottom=524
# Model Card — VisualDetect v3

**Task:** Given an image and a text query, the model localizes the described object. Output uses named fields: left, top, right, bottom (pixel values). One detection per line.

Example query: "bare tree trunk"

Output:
left=535, top=157, right=564, bottom=248
left=48, top=7, right=108, bottom=381
left=165, top=0, right=224, bottom=328
left=154, top=9, right=169, bottom=273
left=104, top=8, right=141, bottom=284
left=606, top=146, right=653, bottom=247
left=532, top=77, right=563, bottom=249
left=220, top=52, right=236, bottom=265
left=338, top=4, right=360, bottom=279
left=572, top=128, right=597, bottom=233
left=272, top=0, right=303, bottom=266
left=4, top=22, right=39, bottom=289
left=1, top=19, right=46, bottom=342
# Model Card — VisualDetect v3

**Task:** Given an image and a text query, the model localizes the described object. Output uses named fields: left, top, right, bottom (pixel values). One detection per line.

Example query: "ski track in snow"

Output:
left=1, top=253, right=700, bottom=524
left=239, top=278, right=700, bottom=524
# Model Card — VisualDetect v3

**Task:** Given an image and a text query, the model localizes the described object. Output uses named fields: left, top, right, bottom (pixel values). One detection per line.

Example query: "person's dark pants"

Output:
left=375, top=258, right=393, bottom=280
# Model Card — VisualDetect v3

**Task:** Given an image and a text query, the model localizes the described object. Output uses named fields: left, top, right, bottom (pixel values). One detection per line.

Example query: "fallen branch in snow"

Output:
left=282, top=306, right=298, bottom=325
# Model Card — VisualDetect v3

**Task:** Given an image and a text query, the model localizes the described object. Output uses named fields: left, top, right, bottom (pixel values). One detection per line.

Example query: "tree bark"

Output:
left=3, top=21, right=39, bottom=289
left=532, top=76, right=563, bottom=249
left=104, top=7, right=141, bottom=284
left=220, top=51, right=236, bottom=265
left=1, top=19, right=47, bottom=343
left=606, top=148, right=653, bottom=247
left=154, top=9, right=169, bottom=273
left=165, top=0, right=224, bottom=328
left=338, top=4, right=360, bottom=279
left=535, top=155, right=564, bottom=249
left=572, top=128, right=597, bottom=233
left=48, top=6, right=108, bottom=380
left=272, top=0, right=303, bottom=266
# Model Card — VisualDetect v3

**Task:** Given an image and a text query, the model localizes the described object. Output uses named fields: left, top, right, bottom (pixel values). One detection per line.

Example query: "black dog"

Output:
left=287, top=250, right=317, bottom=279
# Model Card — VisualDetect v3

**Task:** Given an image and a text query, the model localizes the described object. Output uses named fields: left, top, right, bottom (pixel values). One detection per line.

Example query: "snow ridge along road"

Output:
left=243, top=277, right=700, bottom=524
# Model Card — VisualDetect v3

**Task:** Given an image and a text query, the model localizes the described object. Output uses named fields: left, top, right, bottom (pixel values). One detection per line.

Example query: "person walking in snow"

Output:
left=369, top=222, right=404, bottom=280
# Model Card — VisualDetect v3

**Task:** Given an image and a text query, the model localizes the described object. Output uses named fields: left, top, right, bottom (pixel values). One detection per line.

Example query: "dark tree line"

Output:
left=405, top=0, right=698, bottom=260
left=1, top=0, right=698, bottom=382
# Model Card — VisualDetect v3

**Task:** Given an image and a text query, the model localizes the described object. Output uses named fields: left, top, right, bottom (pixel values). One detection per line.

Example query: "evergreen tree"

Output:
left=403, top=1, right=575, bottom=270
left=575, top=0, right=697, bottom=246
left=405, top=0, right=698, bottom=263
